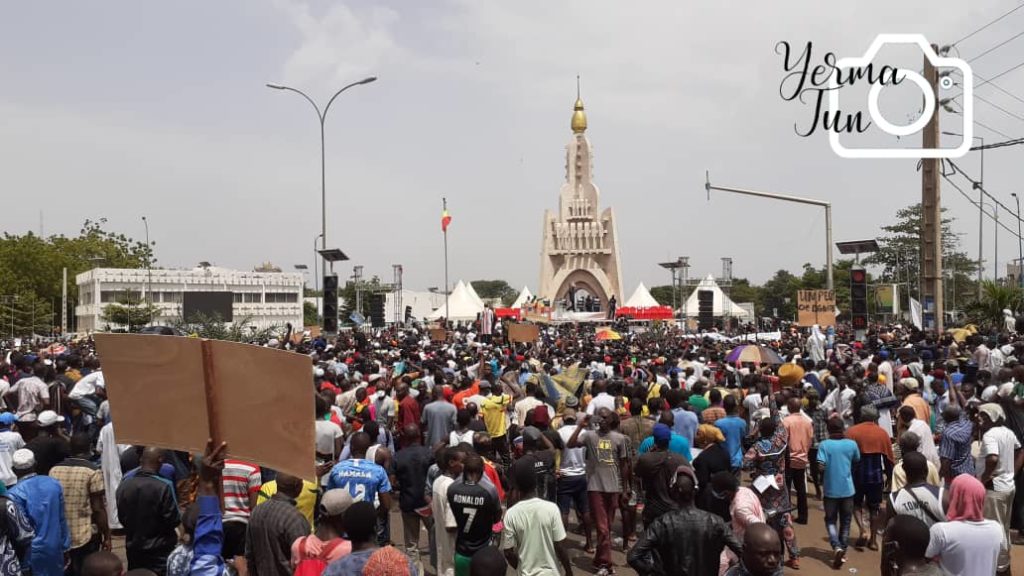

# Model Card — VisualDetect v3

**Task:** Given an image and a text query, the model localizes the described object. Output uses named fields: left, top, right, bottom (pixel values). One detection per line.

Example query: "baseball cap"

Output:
left=37, top=410, right=65, bottom=428
left=653, top=423, right=672, bottom=444
left=0, top=413, right=16, bottom=427
left=320, top=489, right=355, bottom=517
left=12, top=449, right=35, bottom=471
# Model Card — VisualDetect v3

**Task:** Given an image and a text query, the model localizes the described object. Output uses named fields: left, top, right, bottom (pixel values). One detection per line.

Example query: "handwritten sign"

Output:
left=796, top=290, right=836, bottom=327
left=507, top=323, right=540, bottom=343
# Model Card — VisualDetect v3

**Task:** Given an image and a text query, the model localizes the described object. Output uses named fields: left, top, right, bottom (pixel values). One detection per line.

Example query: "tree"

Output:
left=761, top=270, right=802, bottom=320
left=340, top=276, right=385, bottom=325
left=965, top=280, right=1021, bottom=329
left=101, top=299, right=163, bottom=332
left=169, top=312, right=280, bottom=342
left=470, top=280, right=517, bottom=306
left=864, top=203, right=976, bottom=311
left=649, top=285, right=675, bottom=306
left=304, top=301, right=319, bottom=327
left=0, top=218, right=154, bottom=336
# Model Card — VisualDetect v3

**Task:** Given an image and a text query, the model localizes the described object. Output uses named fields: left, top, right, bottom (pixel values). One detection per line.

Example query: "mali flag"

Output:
left=441, top=209, right=452, bottom=232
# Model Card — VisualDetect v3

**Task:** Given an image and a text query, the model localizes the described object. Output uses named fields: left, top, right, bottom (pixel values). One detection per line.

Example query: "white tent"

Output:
left=465, top=281, right=486, bottom=308
left=511, top=286, right=534, bottom=308
left=682, top=274, right=752, bottom=319
left=624, top=282, right=660, bottom=308
left=426, top=280, right=485, bottom=321
left=385, top=289, right=447, bottom=323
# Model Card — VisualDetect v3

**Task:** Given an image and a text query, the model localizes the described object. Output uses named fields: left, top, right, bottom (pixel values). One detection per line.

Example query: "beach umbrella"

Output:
left=595, top=328, right=622, bottom=341
left=725, top=344, right=784, bottom=364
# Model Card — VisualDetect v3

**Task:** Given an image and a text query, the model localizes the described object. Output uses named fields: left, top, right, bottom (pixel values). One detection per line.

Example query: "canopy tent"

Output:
left=624, top=282, right=660, bottom=308
left=465, top=282, right=486, bottom=309
left=511, top=286, right=534, bottom=308
left=426, top=280, right=485, bottom=322
left=682, top=274, right=752, bottom=319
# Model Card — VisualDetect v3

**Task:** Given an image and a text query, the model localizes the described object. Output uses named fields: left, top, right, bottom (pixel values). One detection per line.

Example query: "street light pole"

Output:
left=705, top=172, right=833, bottom=290
left=266, top=77, right=378, bottom=277
left=142, top=216, right=153, bottom=325
left=1013, top=193, right=1023, bottom=287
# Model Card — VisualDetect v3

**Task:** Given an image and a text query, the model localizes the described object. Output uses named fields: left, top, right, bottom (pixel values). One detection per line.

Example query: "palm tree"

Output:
left=966, top=280, right=1022, bottom=329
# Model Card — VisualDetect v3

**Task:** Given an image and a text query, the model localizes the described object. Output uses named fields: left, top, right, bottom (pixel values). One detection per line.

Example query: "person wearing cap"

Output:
left=554, top=407, right=593, bottom=554
left=8, top=448, right=70, bottom=576
left=24, top=410, right=69, bottom=477
left=501, top=457, right=574, bottom=576
left=0, top=412, right=25, bottom=488
left=290, top=489, right=354, bottom=569
left=898, top=377, right=931, bottom=428
left=978, top=402, right=1022, bottom=573
left=627, top=465, right=741, bottom=576
left=635, top=423, right=688, bottom=526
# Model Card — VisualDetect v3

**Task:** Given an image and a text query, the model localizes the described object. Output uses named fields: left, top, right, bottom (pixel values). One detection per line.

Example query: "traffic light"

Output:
left=850, top=266, right=867, bottom=330
left=322, top=274, right=338, bottom=333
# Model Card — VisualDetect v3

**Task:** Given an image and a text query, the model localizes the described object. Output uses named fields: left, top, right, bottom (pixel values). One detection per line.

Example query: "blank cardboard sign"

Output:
left=207, top=340, right=315, bottom=480
left=95, top=334, right=316, bottom=481
left=95, top=334, right=209, bottom=455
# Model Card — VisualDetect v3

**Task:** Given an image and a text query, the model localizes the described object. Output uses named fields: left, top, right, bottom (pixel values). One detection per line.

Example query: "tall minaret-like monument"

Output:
left=539, top=80, right=624, bottom=310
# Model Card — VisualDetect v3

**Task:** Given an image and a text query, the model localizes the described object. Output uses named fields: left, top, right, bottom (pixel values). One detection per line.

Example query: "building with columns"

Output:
left=538, top=92, right=624, bottom=309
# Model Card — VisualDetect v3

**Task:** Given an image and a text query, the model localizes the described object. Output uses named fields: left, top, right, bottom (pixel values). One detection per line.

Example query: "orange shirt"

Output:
left=782, top=414, right=813, bottom=469
left=452, top=381, right=481, bottom=410
left=901, top=394, right=931, bottom=425
left=846, top=422, right=895, bottom=463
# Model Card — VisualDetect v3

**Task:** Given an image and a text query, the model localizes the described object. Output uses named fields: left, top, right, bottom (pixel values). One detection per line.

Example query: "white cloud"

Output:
left=274, top=0, right=401, bottom=90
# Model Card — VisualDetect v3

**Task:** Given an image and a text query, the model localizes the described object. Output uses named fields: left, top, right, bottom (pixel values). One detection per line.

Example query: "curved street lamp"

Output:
left=266, top=76, right=378, bottom=272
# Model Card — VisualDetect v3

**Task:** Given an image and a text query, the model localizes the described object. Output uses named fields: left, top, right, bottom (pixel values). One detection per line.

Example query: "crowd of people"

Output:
left=0, top=319, right=1021, bottom=576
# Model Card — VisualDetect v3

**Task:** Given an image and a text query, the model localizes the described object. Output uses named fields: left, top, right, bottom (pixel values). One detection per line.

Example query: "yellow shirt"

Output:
left=481, top=394, right=511, bottom=438
left=257, top=479, right=318, bottom=530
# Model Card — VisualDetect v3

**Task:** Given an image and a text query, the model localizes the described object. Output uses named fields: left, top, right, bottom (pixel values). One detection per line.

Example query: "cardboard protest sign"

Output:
left=95, top=334, right=316, bottom=481
left=796, top=290, right=836, bottom=327
left=507, top=323, right=540, bottom=343
left=429, top=328, right=447, bottom=342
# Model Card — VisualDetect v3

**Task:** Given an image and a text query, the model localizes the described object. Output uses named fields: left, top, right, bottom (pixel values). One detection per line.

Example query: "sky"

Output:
left=2, top=1, right=1023, bottom=294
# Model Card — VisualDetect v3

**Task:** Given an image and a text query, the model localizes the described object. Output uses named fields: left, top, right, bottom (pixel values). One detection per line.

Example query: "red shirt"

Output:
left=398, top=395, right=422, bottom=429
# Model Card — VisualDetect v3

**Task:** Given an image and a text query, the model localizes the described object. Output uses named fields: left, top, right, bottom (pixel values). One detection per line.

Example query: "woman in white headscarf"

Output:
left=806, top=324, right=827, bottom=364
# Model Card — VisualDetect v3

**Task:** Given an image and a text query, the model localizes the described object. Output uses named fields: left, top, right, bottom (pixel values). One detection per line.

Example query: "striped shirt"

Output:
left=938, top=417, right=975, bottom=479
left=222, top=460, right=262, bottom=523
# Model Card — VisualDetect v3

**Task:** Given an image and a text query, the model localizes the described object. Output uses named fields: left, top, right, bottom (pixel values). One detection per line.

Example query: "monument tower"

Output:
left=538, top=84, right=623, bottom=308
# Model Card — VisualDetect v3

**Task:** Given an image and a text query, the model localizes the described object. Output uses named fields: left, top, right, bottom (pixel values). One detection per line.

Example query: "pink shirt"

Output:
left=782, top=414, right=814, bottom=470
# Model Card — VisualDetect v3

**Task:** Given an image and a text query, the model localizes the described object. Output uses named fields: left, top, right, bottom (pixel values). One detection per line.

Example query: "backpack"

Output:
left=293, top=536, right=345, bottom=576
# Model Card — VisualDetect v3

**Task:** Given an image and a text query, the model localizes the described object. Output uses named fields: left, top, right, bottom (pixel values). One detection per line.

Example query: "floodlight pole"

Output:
left=705, top=172, right=833, bottom=291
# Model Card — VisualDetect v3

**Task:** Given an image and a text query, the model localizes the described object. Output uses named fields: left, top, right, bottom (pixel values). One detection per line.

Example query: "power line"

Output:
left=946, top=159, right=1023, bottom=224
left=967, top=29, right=1024, bottom=62
left=974, top=92, right=1024, bottom=122
left=941, top=172, right=1022, bottom=240
left=950, top=68, right=1024, bottom=108
left=972, top=137, right=1024, bottom=150
left=952, top=3, right=1024, bottom=46
left=975, top=119, right=1015, bottom=139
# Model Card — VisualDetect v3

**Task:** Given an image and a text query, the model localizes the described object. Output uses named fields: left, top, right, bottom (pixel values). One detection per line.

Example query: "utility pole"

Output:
left=61, top=267, right=68, bottom=337
left=920, top=45, right=944, bottom=332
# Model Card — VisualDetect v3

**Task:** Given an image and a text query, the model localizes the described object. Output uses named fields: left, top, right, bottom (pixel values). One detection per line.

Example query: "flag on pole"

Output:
left=441, top=208, right=452, bottom=232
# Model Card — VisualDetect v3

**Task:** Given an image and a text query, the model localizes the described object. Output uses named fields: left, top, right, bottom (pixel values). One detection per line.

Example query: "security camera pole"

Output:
left=704, top=172, right=833, bottom=292
left=920, top=45, right=944, bottom=332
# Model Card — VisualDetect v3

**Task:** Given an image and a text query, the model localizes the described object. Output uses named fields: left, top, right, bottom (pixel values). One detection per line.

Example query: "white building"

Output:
left=76, top=266, right=304, bottom=333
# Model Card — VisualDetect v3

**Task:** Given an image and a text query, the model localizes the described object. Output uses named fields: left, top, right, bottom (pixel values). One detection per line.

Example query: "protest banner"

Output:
left=796, top=289, right=836, bottom=327
left=507, top=323, right=540, bottom=343
left=430, top=328, right=448, bottom=342
left=95, top=334, right=315, bottom=481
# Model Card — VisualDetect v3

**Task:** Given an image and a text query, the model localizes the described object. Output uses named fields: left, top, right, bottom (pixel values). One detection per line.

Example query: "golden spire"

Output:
left=571, top=75, right=587, bottom=133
